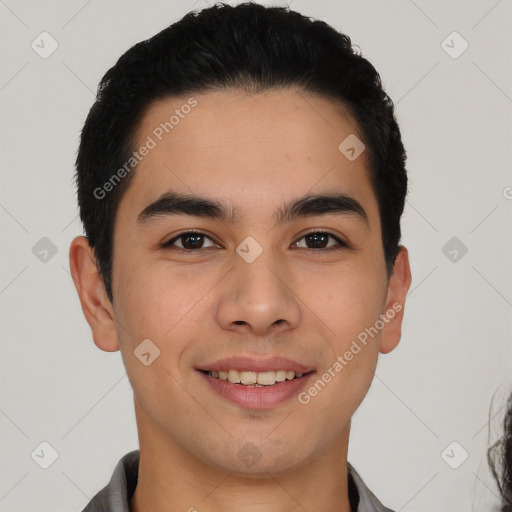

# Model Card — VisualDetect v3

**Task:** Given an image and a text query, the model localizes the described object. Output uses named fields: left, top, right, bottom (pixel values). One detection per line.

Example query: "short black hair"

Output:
left=75, top=1, right=408, bottom=304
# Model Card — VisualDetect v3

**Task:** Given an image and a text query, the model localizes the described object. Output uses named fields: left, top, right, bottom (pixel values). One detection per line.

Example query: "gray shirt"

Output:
left=81, top=450, right=395, bottom=512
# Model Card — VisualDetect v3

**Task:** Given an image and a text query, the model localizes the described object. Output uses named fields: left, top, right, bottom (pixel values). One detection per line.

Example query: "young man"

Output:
left=69, top=2, right=411, bottom=511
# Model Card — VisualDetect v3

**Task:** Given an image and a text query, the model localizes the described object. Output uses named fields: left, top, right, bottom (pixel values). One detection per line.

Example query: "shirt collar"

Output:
left=81, top=450, right=395, bottom=512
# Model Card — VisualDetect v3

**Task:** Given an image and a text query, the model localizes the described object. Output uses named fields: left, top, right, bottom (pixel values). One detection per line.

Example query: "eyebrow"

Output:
left=136, top=190, right=369, bottom=228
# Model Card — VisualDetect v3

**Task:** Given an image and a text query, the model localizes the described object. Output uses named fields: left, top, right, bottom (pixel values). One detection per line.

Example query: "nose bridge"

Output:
left=234, top=236, right=288, bottom=304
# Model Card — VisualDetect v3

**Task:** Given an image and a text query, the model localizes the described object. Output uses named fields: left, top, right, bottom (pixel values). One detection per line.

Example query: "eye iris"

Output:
left=306, top=233, right=329, bottom=249
left=182, top=233, right=204, bottom=250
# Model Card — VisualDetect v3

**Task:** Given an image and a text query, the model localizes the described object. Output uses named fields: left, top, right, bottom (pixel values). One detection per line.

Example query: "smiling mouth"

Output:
left=198, top=369, right=314, bottom=387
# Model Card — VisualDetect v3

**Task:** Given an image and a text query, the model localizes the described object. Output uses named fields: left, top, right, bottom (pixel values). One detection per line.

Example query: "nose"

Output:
left=215, top=248, right=301, bottom=337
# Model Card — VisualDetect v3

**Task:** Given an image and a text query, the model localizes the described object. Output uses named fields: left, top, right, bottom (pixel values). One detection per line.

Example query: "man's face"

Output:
left=103, top=89, right=406, bottom=475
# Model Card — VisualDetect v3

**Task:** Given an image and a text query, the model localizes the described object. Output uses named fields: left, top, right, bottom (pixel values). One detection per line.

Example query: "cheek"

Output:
left=115, top=262, right=192, bottom=339
left=315, top=272, right=384, bottom=418
left=301, top=267, right=385, bottom=342
left=322, top=353, right=378, bottom=427
left=114, top=263, right=217, bottom=382
left=113, top=267, right=199, bottom=415
left=297, top=340, right=379, bottom=448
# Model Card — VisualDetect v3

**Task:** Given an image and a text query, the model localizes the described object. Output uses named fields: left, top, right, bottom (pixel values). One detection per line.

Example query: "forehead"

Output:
left=139, top=88, right=362, bottom=157
left=118, top=88, right=377, bottom=226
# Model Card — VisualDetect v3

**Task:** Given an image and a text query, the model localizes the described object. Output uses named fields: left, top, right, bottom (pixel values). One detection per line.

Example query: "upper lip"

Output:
left=196, top=356, right=315, bottom=374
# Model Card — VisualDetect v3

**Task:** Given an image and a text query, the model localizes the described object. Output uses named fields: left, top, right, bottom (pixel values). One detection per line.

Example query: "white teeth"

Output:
left=275, top=370, right=287, bottom=382
left=240, top=371, right=257, bottom=385
left=227, top=369, right=240, bottom=383
left=256, top=371, right=276, bottom=385
left=206, top=369, right=307, bottom=386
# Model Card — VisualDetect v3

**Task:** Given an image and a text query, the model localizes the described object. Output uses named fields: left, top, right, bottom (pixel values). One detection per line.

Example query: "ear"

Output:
left=379, top=245, right=412, bottom=355
left=69, top=235, right=120, bottom=352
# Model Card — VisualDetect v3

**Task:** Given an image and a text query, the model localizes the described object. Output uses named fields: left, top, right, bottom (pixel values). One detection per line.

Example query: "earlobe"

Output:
left=69, top=236, right=120, bottom=352
left=379, top=245, right=412, bottom=355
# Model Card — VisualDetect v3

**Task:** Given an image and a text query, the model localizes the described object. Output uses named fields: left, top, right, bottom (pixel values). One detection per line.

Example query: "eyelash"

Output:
left=161, top=229, right=349, bottom=253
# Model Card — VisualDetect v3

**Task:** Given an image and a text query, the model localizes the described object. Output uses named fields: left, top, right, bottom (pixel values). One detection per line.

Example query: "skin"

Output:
left=69, top=88, right=411, bottom=512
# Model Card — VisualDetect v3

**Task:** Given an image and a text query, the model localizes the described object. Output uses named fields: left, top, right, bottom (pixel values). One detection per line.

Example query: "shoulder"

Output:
left=80, top=450, right=140, bottom=512
left=348, top=462, right=396, bottom=512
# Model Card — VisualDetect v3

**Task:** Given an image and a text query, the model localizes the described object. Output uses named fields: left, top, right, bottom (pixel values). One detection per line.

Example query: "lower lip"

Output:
left=197, top=371, right=316, bottom=409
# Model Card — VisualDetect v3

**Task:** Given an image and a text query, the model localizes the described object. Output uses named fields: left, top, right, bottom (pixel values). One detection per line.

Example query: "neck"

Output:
left=130, top=398, right=354, bottom=512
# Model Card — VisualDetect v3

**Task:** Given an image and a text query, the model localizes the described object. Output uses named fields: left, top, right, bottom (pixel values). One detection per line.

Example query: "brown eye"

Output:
left=163, top=231, right=218, bottom=252
left=294, top=231, right=347, bottom=250
left=162, top=230, right=348, bottom=253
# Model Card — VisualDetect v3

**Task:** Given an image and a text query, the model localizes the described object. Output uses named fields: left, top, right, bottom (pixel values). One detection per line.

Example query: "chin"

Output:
left=213, top=440, right=312, bottom=478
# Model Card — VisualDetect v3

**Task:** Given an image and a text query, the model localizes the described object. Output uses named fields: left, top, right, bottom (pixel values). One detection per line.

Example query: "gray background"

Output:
left=0, top=0, right=511, bottom=510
